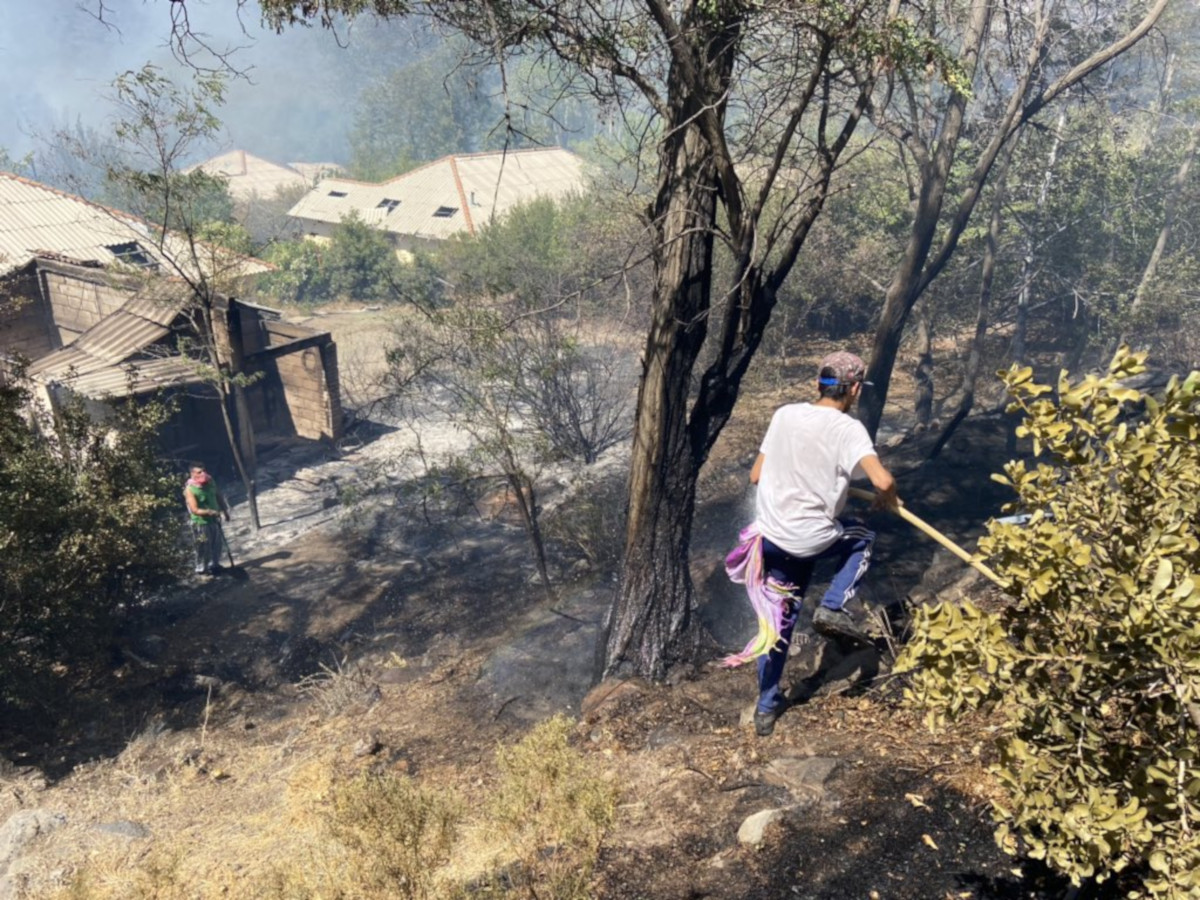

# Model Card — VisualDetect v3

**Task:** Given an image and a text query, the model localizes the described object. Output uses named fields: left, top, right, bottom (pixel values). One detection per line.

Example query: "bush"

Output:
left=0, top=375, right=183, bottom=698
left=325, top=773, right=460, bottom=900
left=897, top=349, right=1200, bottom=898
left=481, top=714, right=618, bottom=899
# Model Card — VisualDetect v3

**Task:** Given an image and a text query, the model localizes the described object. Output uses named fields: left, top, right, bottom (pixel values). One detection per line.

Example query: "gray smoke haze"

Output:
left=0, top=0, right=427, bottom=167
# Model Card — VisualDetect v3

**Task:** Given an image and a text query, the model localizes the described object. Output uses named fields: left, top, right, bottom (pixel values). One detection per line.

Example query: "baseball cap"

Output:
left=818, top=351, right=872, bottom=386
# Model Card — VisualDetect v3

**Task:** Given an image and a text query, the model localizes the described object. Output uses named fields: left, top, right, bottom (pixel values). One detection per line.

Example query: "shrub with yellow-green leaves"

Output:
left=898, top=348, right=1200, bottom=898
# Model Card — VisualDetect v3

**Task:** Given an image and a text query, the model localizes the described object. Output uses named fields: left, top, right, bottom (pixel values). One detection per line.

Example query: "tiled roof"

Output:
left=287, top=147, right=588, bottom=241
left=0, top=172, right=272, bottom=278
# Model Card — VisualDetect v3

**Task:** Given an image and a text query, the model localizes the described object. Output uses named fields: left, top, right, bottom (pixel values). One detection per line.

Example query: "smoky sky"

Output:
left=0, top=0, right=424, bottom=166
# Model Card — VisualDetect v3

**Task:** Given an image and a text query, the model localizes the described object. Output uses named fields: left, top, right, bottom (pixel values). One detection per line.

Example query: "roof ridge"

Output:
left=448, top=156, right=475, bottom=236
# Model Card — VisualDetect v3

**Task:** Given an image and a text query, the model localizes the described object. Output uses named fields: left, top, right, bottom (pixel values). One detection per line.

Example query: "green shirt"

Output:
left=187, top=481, right=220, bottom=525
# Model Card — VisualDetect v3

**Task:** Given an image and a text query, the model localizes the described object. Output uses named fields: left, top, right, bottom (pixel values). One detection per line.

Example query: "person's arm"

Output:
left=184, top=487, right=211, bottom=517
left=858, top=454, right=899, bottom=510
left=749, top=453, right=765, bottom=485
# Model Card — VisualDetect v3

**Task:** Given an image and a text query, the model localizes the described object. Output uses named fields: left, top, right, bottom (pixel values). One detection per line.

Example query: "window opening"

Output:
left=376, top=198, right=400, bottom=212
left=433, top=206, right=458, bottom=219
left=105, top=242, right=157, bottom=269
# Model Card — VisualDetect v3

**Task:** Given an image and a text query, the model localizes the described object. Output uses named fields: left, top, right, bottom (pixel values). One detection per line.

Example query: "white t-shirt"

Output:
left=754, top=402, right=877, bottom=557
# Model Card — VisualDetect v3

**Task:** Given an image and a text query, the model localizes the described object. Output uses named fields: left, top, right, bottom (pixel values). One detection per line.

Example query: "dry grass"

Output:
left=47, top=713, right=617, bottom=900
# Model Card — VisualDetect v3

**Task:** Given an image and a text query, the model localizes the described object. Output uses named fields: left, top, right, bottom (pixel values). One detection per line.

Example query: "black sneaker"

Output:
left=812, top=606, right=874, bottom=648
left=754, top=705, right=785, bottom=737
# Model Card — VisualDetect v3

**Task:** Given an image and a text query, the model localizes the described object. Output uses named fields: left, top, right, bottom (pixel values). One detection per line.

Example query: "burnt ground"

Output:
left=0, top=352, right=1091, bottom=899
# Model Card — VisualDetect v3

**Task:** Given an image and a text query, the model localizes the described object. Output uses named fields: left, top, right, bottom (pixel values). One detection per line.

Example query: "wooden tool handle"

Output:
left=847, top=487, right=1009, bottom=589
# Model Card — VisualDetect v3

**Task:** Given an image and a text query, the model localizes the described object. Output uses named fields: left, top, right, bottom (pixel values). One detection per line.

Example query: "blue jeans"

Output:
left=756, top=521, right=875, bottom=714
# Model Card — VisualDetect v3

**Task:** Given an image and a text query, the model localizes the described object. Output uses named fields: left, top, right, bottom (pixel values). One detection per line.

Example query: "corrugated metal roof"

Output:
left=63, top=357, right=205, bottom=399
left=187, top=150, right=313, bottom=202
left=0, top=174, right=163, bottom=273
left=27, top=290, right=186, bottom=379
left=288, top=147, right=588, bottom=241
left=0, top=172, right=272, bottom=277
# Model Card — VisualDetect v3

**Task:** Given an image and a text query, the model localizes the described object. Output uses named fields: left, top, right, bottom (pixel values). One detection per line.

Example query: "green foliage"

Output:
left=897, top=349, right=1200, bottom=897
left=197, top=220, right=255, bottom=256
left=0, top=375, right=183, bottom=697
left=349, top=39, right=503, bottom=180
left=323, top=213, right=404, bottom=302
left=105, top=65, right=233, bottom=232
left=441, top=195, right=600, bottom=309
left=259, top=216, right=416, bottom=306
left=0, top=146, right=34, bottom=177
left=259, top=239, right=329, bottom=305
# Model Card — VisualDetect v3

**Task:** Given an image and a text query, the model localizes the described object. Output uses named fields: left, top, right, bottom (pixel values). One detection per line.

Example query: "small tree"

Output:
left=385, top=299, right=633, bottom=600
left=898, top=348, right=1200, bottom=898
left=0, top=371, right=182, bottom=697
left=101, top=65, right=267, bottom=529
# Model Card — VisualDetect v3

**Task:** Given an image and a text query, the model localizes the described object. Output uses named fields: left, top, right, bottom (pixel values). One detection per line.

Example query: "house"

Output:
left=0, top=253, right=342, bottom=471
left=187, top=150, right=342, bottom=203
left=286, top=147, right=588, bottom=252
left=0, top=171, right=269, bottom=283
left=0, top=173, right=342, bottom=470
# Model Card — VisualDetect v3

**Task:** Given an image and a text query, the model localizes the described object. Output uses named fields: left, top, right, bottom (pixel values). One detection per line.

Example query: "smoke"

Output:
left=0, top=0, right=422, bottom=167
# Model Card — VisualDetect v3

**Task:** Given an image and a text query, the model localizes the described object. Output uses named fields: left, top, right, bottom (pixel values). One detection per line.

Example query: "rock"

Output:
left=94, top=821, right=150, bottom=839
left=737, top=808, right=788, bottom=846
left=0, top=810, right=66, bottom=876
left=738, top=703, right=757, bottom=728
left=763, top=756, right=840, bottom=806
left=580, top=679, right=647, bottom=719
left=352, top=734, right=382, bottom=758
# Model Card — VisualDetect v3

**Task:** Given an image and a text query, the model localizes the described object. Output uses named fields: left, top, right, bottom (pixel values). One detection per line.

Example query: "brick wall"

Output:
left=246, top=316, right=342, bottom=442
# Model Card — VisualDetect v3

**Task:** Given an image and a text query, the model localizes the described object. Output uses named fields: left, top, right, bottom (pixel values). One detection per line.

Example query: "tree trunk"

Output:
left=913, top=302, right=934, bottom=427
left=1124, top=118, right=1200, bottom=338
left=859, top=0, right=994, bottom=439
left=858, top=0, right=1168, bottom=439
left=602, top=117, right=716, bottom=681
left=1014, top=107, right=1068, bottom=368
left=929, top=138, right=1017, bottom=461
left=508, top=470, right=554, bottom=603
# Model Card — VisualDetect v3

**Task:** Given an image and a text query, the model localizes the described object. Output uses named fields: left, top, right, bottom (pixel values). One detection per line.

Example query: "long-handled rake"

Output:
left=848, top=487, right=1009, bottom=589
left=215, top=519, right=249, bottom=581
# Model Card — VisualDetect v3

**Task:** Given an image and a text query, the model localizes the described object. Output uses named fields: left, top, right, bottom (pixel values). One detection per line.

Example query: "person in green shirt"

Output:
left=184, top=462, right=230, bottom=576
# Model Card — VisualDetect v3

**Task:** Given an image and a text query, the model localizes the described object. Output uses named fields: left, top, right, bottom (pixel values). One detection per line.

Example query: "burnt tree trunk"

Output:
left=913, top=302, right=934, bottom=428
left=929, top=138, right=1017, bottom=461
left=602, top=118, right=718, bottom=680
left=858, top=0, right=1167, bottom=439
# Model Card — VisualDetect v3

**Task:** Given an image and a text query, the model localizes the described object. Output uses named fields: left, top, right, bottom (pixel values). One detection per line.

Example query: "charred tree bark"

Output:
left=929, top=139, right=1016, bottom=461
left=859, top=0, right=1169, bottom=439
left=602, top=118, right=717, bottom=680
left=913, top=302, right=934, bottom=428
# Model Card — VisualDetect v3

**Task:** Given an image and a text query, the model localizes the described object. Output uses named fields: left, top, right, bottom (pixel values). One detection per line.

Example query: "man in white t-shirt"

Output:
left=739, top=351, right=898, bottom=736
